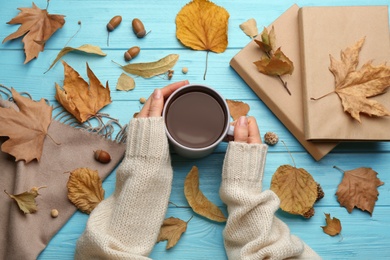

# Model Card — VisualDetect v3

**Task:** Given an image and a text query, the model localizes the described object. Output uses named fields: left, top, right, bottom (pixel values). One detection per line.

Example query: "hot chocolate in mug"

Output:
left=162, top=84, right=234, bottom=158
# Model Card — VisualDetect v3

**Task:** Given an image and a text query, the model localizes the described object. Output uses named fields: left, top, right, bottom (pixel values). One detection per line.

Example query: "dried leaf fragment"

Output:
left=184, top=166, right=226, bottom=222
left=322, top=213, right=342, bottom=236
left=226, top=99, right=250, bottom=120
left=67, top=167, right=105, bottom=214
left=335, top=166, right=384, bottom=215
left=239, top=18, right=258, bottom=39
left=55, top=61, right=111, bottom=123
left=45, top=44, right=106, bottom=73
left=116, top=73, right=135, bottom=91
left=176, top=0, right=229, bottom=53
left=0, top=88, right=52, bottom=163
left=270, top=165, right=318, bottom=217
left=117, top=54, right=179, bottom=78
left=328, top=37, right=390, bottom=122
left=4, top=186, right=46, bottom=214
left=157, top=217, right=189, bottom=249
left=2, top=2, right=65, bottom=64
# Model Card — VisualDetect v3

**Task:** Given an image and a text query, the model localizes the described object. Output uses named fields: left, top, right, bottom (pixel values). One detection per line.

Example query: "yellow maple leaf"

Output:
left=176, top=0, right=229, bottom=53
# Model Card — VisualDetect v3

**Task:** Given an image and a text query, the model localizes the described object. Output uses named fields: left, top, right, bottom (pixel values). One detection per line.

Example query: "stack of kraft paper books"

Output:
left=230, top=4, right=390, bottom=161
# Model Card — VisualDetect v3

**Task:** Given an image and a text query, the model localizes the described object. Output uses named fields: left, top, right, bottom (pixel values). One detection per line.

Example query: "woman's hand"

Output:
left=233, top=116, right=262, bottom=144
left=137, top=80, right=189, bottom=118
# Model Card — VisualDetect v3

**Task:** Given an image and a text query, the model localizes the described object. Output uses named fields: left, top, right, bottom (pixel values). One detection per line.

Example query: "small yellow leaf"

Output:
left=157, top=217, right=188, bottom=249
left=184, top=166, right=226, bottom=222
left=118, top=54, right=179, bottom=78
left=226, top=99, right=250, bottom=120
left=270, top=165, right=318, bottom=217
left=67, top=167, right=104, bottom=214
left=176, top=0, right=229, bottom=53
left=116, top=73, right=135, bottom=91
left=45, top=44, right=106, bottom=73
left=254, top=48, right=294, bottom=76
left=4, top=186, right=46, bottom=214
left=322, top=213, right=342, bottom=236
left=239, top=18, right=258, bottom=39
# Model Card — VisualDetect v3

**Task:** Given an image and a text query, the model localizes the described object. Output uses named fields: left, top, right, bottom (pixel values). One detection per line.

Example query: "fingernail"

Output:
left=153, top=88, right=162, bottom=99
left=238, top=116, right=247, bottom=126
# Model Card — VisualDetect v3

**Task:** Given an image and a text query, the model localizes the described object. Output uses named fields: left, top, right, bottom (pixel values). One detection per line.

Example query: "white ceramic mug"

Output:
left=162, top=84, right=234, bottom=158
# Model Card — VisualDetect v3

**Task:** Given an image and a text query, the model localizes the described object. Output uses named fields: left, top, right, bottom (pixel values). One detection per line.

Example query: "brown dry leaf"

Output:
left=0, top=88, right=52, bottom=163
left=324, top=37, right=390, bottom=122
left=270, top=165, right=318, bottom=217
left=45, top=44, right=106, bottom=73
left=55, top=61, right=111, bottom=123
left=157, top=217, right=188, bottom=249
left=254, top=47, right=294, bottom=76
left=335, top=166, right=384, bottom=215
left=116, top=73, right=135, bottom=91
left=184, top=166, right=226, bottom=222
left=4, top=186, right=46, bottom=214
left=2, top=2, right=65, bottom=64
left=67, top=167, right=104, bottom=214
left=254, top=27, right=276, bottom=53
left=176, top=0, right=229, bottom=53
left=239, top=18, right=258, bottom=39
left=226, top=99, right=250, bottom=120
left=321, top=213, right=342, bottom=236
left=117, top=54, right=179, bottom=78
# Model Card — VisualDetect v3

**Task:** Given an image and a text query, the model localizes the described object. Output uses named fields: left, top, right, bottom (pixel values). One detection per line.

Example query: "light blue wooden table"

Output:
left=1, top=0, right=389, bottom=259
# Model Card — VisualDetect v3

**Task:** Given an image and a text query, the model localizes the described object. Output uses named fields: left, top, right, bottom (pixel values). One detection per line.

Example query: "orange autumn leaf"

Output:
left=55, top=61, right=112, bottom=123
left=0, top=89, right=52, bottom=163
left=176, top=0, right=229, bottom=53
left=317, top=37, right=390, bottom=122
left=254, top=47, right=294, bottom=76
left=335, top=166, right=384, bottom=215
left=226, top=99, right=250, bottom=120
left=157, top=217, right=189, bottom=249
left=2, top=2, right=65, bottom=64
left=184, top=166, right=226, bottom=222
left=321, top=213, right=342, bottom=236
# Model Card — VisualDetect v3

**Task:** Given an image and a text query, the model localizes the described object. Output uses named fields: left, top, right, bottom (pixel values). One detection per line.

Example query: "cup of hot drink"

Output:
left=162, top=84, right=234, bottom=158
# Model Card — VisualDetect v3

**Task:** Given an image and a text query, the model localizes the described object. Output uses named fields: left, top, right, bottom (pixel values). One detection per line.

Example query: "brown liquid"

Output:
left=165, top=91, right=226, bottom=148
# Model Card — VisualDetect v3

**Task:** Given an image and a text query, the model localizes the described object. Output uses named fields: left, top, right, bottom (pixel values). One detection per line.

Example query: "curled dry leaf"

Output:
left=55, top=61, right=111, bottom=123
left=335, top=166, right=384, bottom=215
left=0, top=88, right=52, bottom=163
left=322, top=213, right=342, bottom=236
left=270, top=165, right=318, bottom=217
left=239, top=18, right=258, bottom=39
left=314, top=37, right=390, bottom=122
left=67, top=167, right=105, bottom=214
left=226, top=99, right=250, bottom=121
left=2, top=2, right=65, bottom=64
left=45, top=44, right=107, bottom=73
left=157, top=217, right=189, bottom=249
left=184, top=166, right=226, bottom=222
left=116, top=54, right=179, bottom=78
left=116, top=73, right=135, bottom=91
left=4, top=186, right=46, bottom=214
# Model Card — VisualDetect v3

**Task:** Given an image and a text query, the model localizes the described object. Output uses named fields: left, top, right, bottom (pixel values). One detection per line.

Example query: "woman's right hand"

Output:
left=233, top=116, right=262, bottom=144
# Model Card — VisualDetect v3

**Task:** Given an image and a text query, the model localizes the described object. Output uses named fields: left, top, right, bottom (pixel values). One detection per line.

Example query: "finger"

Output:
left=234, top=116, right=248, bottom=143
left=137, top=96, right=152, bottom=118
left=161, top=80, right=189, bottom=99
left=148, top=89, right=164, bottom=117
left=247, top=117, right=262, bottom=144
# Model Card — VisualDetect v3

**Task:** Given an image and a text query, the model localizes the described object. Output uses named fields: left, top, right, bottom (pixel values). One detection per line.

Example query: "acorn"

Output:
left=124, top=46, right=140, bottom=61
left=107, top=15, right=122, bottom=32
left=94, top=149, right=111, bottom=164
left=132, top=18, right=146, bottom=38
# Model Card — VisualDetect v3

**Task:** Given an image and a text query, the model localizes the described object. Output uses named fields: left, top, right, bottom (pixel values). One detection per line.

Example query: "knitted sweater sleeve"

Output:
left=75, top=117, right=172, bottom=260
left=220, top=142, right=321, bottom=260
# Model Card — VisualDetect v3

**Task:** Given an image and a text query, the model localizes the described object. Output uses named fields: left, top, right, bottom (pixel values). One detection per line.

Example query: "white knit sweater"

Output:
left=75, top=117, right=320, bottom=259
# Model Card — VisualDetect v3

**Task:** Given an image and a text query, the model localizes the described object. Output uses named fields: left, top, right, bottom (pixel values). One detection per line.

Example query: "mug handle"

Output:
left=223, top=125, right=235, bottom=142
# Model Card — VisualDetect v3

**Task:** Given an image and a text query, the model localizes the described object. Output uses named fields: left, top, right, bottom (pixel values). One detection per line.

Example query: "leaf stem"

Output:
left=186, top=215, right=194, bottom=223
left=111, top=60, right=122, bottom=68
left=46, top=133, right=61, bottom=145
left=64, top=21, right=82, bottom=47
left=278, top=75, right=291, bottom=95
left=333, top=165, right=345, bottom=173
left=282, top=140, right=296, bottom=167
left=168, top=201, right=190, bottom=208
left=311, top=91, right=335, bottom=101
left=203, top=51, right=209, bottom=80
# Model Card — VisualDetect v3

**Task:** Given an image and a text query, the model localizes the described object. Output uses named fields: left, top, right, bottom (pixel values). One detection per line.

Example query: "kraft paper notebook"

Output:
left=230, top=4, right=338, bottom=161
left=299, top=6, right=390, bottom=141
